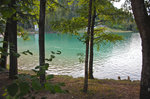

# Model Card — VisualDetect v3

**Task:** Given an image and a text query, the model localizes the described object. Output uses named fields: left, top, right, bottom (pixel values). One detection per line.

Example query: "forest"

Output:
left=0, top=0, right=150, bottom=99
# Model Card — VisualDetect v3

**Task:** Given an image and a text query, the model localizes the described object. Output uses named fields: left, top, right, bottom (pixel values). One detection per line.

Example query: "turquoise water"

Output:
left=18, top=33, right=142, bottom=80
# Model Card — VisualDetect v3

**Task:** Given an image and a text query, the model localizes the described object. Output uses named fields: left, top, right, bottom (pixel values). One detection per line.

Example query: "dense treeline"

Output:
left=10, top=0, right=137, bottom=32
left=48, top=0, right=137, bottom=32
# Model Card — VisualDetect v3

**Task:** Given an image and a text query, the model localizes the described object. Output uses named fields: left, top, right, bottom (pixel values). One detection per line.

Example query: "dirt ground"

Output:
left=0, top=71, right=140, bottom=99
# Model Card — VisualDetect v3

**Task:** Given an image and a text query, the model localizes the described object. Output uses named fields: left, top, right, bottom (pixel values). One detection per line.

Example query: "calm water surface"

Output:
left=18, top=33, right=142, bottom=80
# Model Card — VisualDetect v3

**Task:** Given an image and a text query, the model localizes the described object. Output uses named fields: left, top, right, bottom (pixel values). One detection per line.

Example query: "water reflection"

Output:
left=18, top=33, right=142, bottom=80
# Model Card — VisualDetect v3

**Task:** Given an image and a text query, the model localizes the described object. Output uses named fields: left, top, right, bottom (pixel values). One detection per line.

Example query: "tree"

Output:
left=83, top=0, right=92, bottom=93
left=130, top=0, right=150, bottom=98
left=89, top=0, right=96, bottom=79
left=88, top=0, right=125, bottom=79
left=50, top=0, right=123, bottom=92
left=39, top=0, right=46, bottom=84
left=0, top=0, right=39, bottom=78
left=0, top=21, right=9, bottom=69
left=8, top=0, right=18, bottom=79
left=0, top=0, right=12, bottom=70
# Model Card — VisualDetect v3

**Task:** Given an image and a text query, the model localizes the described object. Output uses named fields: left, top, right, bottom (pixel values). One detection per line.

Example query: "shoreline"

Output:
left=18, top=69, right=140, bottom=82
left=26, top=28, right=135, bottom=35
left=0, top=70, right=140, bottom=99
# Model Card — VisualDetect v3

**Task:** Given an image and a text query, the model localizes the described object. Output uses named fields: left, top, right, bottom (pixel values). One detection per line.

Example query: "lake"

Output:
left=17, top=32, right=142, bottom=80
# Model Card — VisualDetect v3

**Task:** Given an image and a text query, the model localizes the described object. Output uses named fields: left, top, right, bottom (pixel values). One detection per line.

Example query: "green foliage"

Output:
left=45, top=50, right=61, bottom=62
left=2, top=43, right=33, bottom=59
left=33, top=51, right=61, bottom=77
left=105, top=15, right=138, bottom=32
left=17, top=26, right=30, bottom=40
left=31, top=79, right=41, bottom=90
left=11, top=50, right=20, bottom=58
left=94, top=27, right=123, bottom=50
left=7, top=83, right=18, bottom=97
left=44, top=83, right=55, bottom=94
left=77, top=53, right=84, bottom=63
left=0, top=41, right=9, bottom=57
left=18, top=82, right=30, bottom=96
left=45, top=0, right=80, bottom=32
left=56, top=50, right=61, bottom=54
left=51, top=17, right=87, bottom=35
left=0, top=0, right=40, bottom=37
left=0, top=6, right=16, bottom=19
left=4, top=72, right=65, bottom=99
left=4, top=74, right=37, bottom=98
left=4, top=50, right=66, bottom=99
left=46, top=74, right=54, bottom=80
left=45, top=82, right=66, bottom=94
left=33, top=63, right=49, bottom=76
left=21, top=50, right=33, bottom=55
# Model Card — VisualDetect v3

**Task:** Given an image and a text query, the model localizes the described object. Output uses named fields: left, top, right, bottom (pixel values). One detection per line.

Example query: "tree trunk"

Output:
left=83, top=0, right=92, bottom=93
left=39, top=0, right=46, bottom=84
left=0, top=21, right=9, bottom=69
left=131, top=0, right=150, bottom=99
left=89, top=3, right=96, bottom=79
left=8, top=0, right=18, bottom=79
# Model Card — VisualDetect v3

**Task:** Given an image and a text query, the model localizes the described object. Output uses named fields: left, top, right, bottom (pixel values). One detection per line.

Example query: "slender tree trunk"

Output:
left=0, top=21, right=9, bottom=69
left=83, top=0, right=92, bottom=93
left=8, top=0, right=18, bottom=79
left=131, top=0, right=150, bottom=99
left=39, top=0, right=46, bottom=84
left=89, top=3, right=96, bottom=79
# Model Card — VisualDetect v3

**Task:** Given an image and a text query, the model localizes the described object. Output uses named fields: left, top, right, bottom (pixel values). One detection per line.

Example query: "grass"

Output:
left=50, top=75, right=140, bottom=99
left=0, top=70, right=140, bottom=99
